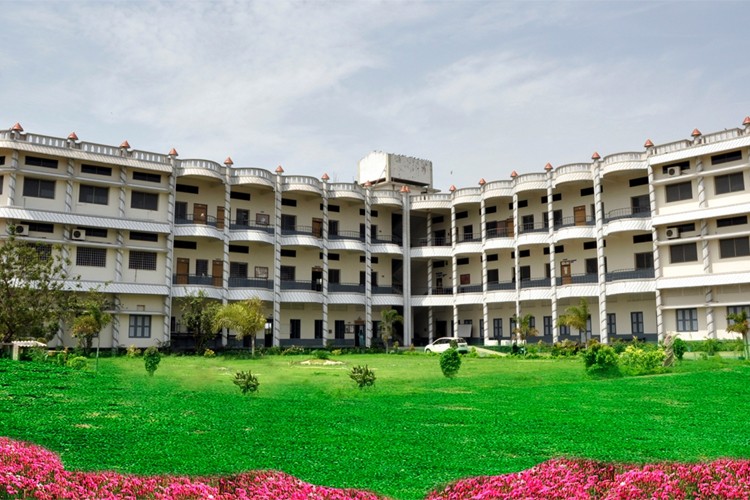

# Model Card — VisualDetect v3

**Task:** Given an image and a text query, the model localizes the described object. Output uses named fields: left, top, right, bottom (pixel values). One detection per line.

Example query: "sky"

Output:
left=1, top=0, right=749, bottom=191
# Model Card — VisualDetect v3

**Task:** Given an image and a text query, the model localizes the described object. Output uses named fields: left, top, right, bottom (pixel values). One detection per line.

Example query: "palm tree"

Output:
left=213, top=297, right=266, bottom=357
left=512, top=313, right=538, bottom=344
left=379, top=308, right=403, bottom=353
left=726, top=310, right=749, bottom=359
left=557, top=299, right=590, bottom=343
left=71, top=293, right=112, bottom=355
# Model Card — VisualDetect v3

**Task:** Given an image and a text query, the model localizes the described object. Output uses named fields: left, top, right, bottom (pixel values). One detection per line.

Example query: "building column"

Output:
left=401, top=185, right=413, bottom=346
left=273, top=166, right=284, bottom=347
left=220, top=158, right=233, bottom=346
left=450, top=189, right=459, bottom=335
left=364, top=183, right=373, bottom=347
left=479, top=179, right=489, bottom=344
left=321, top=174, right=330, bottom=347
left=646, top=155, right=665, bottom=342
left=695, top=159, right=715, bottom=339
left=545, top=164, right=559, bottom=342
left=7, top=150, right=18, bottom=205
left=593, top=157, right=608, bottom=343
left=511, top=177, right=521, bottom=323
left=426, top=211, right=434, bottom=343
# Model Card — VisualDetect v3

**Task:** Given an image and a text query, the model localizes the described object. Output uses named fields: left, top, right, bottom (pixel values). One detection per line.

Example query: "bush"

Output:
left=66, top=356, right=88, bottom=371
left=331, top=349, right=343, bottom=356
left=311, top=349, right=330, bottom=360
left=551, top=339, right=582, bottom=357
left=440, top=348, right=462, bottom=378
left=582, top=341, right=620, bottom=377
left=619, top=345, right=666, bottom=376
left=28, top=346, right=49, bottom=363
left=233, top=370, right=260, bottom=394
left=672, top=337, right=687, bottom=361
left=203, top=349, right=216, bottom=358
left=143, top=346, right=161, bottom=376
left=281, top=346, right=305, bottom=356
left=126, top=345, right=141, bottom=358
left=55, top=351, right=69, bottom=366
left=349, top=365, right=376, bottom=388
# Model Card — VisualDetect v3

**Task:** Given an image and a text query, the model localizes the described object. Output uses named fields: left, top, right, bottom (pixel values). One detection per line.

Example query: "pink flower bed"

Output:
left=3, top=437, right=750, bottom=499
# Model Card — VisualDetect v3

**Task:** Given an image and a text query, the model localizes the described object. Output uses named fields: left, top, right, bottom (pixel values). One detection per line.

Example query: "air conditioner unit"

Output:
left=667, top=166, right=682, bottom=177
left=666, top=228, right=681, bottom=240
left=13, top=224, right=29, bottom=236
left=71, top=229, right=86, bottom=241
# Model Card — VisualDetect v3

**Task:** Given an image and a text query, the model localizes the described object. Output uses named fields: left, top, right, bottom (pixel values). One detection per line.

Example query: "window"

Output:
left=676, top=308, right=698, bottom=332
left=543, top=316, right=552, bottom=337
left=629, top=176, right=649, bottom=187
left=280, top=249, right=296, bottom=258
left=493, top=318, right=502, bottom=338
left=522, top=214, right=534, bottom=231
left=510, top=317, right=517, bottom=335
left=81, top=164, right=112, bottom=176
left=230, top=262, right=248, bottom=278
left=314, top=319, right=324, bottom=339
left=132, top=171, right=162, bottom=183
left=662, top=161, right=689, bottom=174
left=173, top=240, right=197, bottom=249
left=633, top=233, right=653, bottom=244
left=717, top=216, right=748, bottom=228
left=580, top=187, right=595, bottom=196
left=728, top=306, right=750, bottom=325
left=485, top=205, right=497, bottom=214
left=329, top=269, right=340, bottom=284
left=0, top=156, right=5, bottom=165
left=328, top=204, right=340, bottom=212
left=583, top=240, right=597, bottom=250
left=457, top=257, right=469, bottom=266
left=281, top=214, right=296, bottom=230
left=0, top=176, right=2, bottom=195
left=517, top=199, right=529, bottom=208
left=720, top=237, right=750, bottom=258
left=585, top=258, right=597, bottom=275
left=631, top=194, right=650, bottom=214
left=715, top=173, right=745, bottom=195
left=78, top=185, right=109, bottom=205
left=230, top=190, right=251, bottom=201
left=670, top=243, right=698, bottom=263
left=455, top=211, right=468, bottom=220
left=432, top=215, right=444, bottom=224
left=23, top=178, right=55, bottom=199
left=631, top=312, right=644, bottom=335
left=635, top=252, right=654, bottom=269
left=281, top=198, right=297, bottom=207
left=130, top=231, right=158, bottom=242
left=519, top=266, right=530, bottom=281
left=28, top=222, right=54, bottom=233
left=559, top=324, right=570, bottom=336
left=129, top=315, right=152, bottom=338
left=487, top=269, right=499, bottom=283
left=229, top=245, right=249, bottom=254
left=196, top=260, right=208, bottom=277
left=235, top=209, right=250, bottom=226
left=334, top=320, right=345, bottom=339
left=34, top=243, right=52, bottom=262
left=76, top=247, right=106, bottom=267
left=26, top=156, right=58, bottom=169
left=79, top=227, right=107, bottom=238
left=665, top=181, right=692, bottom=202
left=711, top=150, right=742, bottom=165
left=175, top=201, right=188, bottom=221
left=607, top=313, right=616, bottom=335
left=176, top=183, right=199, bottom=194
left=329, top=220, right=339, bottom=236
left=129, top=251, right=157, bottom=270
left=131, top=191, right=158, bottom=210
left=280, top=266, right=295, bottom=281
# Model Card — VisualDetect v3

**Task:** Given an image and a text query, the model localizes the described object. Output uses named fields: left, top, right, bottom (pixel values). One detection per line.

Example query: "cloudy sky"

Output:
left=2, top=0, right=748, bottom=190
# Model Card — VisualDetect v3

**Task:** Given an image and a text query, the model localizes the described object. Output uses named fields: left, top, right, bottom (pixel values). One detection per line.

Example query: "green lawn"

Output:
left=2, top=354, right=750, bottom=499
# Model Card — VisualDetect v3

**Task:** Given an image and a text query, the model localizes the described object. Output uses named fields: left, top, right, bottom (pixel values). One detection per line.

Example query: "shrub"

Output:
left=331, top=349, right=343, bottom=356
left=349, top=365, right=376, bottom=388
left=672, top=337, right=687, bottom=361
left=143, top=346, right=161, bottom=376
left=66, top=356, right=88, bottom=371
left=28, top=346, right=49, bottom=363
left=440, top=348, right=462, bottom=378
left=281, top=346, right=305, bottom=356
left=619, top=345, right=666, bottom=376
left=233, top=370, right=260, bottom=394
left=311, top=349, right=330, bottom=360
left=203, top=349, right=215, bottom=358
left=582, top=341, right=620, bottom=377
left=126, top=344, right=142, bottom=358
left=55, top=350, right=69, bottom=366
left=705, top=338, right=721, bottom=356
left=551, top=339, right=581, bottom=357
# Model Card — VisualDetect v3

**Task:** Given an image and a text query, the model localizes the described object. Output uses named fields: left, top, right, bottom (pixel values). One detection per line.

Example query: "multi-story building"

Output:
left=2, top=119, right=749, bottom=349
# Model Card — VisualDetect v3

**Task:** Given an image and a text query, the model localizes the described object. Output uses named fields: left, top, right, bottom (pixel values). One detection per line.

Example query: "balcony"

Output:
left=329, top=282, right=365, bottom=293
left=373, top=285, right=402, bottom=294
left=372, top=234, right=402, bottom=245
left=519, top=222, right=548, bottom=234
left=604, top=207, right=651, bottom=222
left=486, top=227, right=512, bottom=239
left=229, top=220, right=274, bottom=234
left=487, top=281, right=515, bottom=291
left=412, top=286, right=454, bottom=295
left=412, top=235, right=452, bottom=247
left=553, top=216, right=594, bottom=229
left=281, top=279, right=322, bottom=291
left=175, top=214, right=221, bottom=228
left=330, top=230, right=364, bottom=242
left=556, top=273, right=598, bottom=285
left=228, top=277, right=274, bottom=289
left=456, top=232, right=482, bottom=243
left=520, top=278, right=551, bottom=288
left=173, top=274, right=221, bottom=286
left=605, top=268, right=655, bottom=282
left=457, top=283, right=482, bottom=293
left=281, top=225, right=319, bottom=237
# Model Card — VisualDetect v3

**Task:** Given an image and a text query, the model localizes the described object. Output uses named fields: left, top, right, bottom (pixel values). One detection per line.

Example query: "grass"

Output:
left=1, top=353, right=750, bottom=499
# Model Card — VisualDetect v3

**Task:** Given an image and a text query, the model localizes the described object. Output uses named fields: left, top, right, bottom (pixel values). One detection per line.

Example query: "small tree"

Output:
left=213, top=297, right=266, bottom=357
left=440, top=348, right=461, bottom=378
left=557, top=299, right=590, bottom=343
left=233, top=370, right=260, bottom=394
left=349, top=365, right=376, bottom=388
left=0, top=230, right=79, bottom=343
left=71, top=291, right=112, bottom=356
left=726, top=310, right=749, bottom=359
left=177, top=291, right=220, bottom=354
left=379, top=308, right=403, bottom=353
left=512, top=313, right=538, bottom=345
left=143, top=346, right=161, bottom=376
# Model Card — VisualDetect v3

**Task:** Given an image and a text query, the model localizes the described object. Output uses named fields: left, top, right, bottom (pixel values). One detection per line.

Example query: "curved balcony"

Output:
left=410, top=193, right=452, bottom=210
left=485, top=228, right=514, bottom=250
left=411, top=287, right=454, bottom=307
left=553, top=163, right=592, bottom=186
left=371, top=190, right=403, bottom=207
left=603, top=208, right=652, bottom=235
left=328, top=282, right=366, bottom=304
left=605, top=268, right=654, bottom=282
left=452, top=187, right=481, bottom=205
left=371, top=234, right=403, bottom=255
left=227, top=287, right=273, bottom=302
left=282, top=175, right=323, bottom=196
left=228, top=220, right=275, bottom=245
left=552, top=217, right=595, bottom=242
left=519, top=286, right=553, bottom=301
left=174, top=215, right=225, bottom=239
left=601, top=152, right=647, bottom=176
left=328, top=231, right=366, bottom=252
left=485, top=289, right=517, bottom=304
left=280, top=279, right=323, bottom=303
left=328, top=183, right=365, bottom=201
left=513, top=173, right=547, bottom=194
left=230, top=168, right=275, bottom=189
left=606, top=268, right=656, bottom=296
left=280, top=225, right=323, bottom=248
left=520, top=277, right=552, bottom=289
left=517, top=223, right=550, bottom=246
left=178, top=159, right=225, bottom=181
left=482, top=180, right=513, bottom=200
left=454, top=239, right=482, bottom=255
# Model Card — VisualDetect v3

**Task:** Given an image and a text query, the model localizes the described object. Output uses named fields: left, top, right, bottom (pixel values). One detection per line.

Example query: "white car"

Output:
left=424, top=337, right=469, bottom=354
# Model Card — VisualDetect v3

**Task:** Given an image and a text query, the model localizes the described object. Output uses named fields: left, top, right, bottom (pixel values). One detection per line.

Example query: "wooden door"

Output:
left=312, top=218, right=323, bottom=237
left=560, top=260, right=572, bottom=285
left=176, top=258, right=189, bottom=284
left=216, top=207, right=225, bottom=230
left=194, top=204, right=207, bottom=224
left=212, top=259, right=223, bottom=287
left=574, top=206, right=586, bottom=226
left=505, top=217, right=514, bottom=237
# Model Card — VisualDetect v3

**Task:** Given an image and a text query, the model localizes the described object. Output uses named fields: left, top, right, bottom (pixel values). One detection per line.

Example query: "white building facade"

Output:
left=2, top=120, right=749, bottom=349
